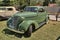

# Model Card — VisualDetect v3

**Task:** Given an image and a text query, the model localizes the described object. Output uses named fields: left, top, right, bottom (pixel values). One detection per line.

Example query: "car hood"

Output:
left=14, top=12, right=37, bottom=17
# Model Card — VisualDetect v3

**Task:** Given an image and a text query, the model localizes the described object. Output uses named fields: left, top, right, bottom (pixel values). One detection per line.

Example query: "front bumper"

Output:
left=7, top=28, right=24, bottom=34
left=0, top=16, right=10, bottom=20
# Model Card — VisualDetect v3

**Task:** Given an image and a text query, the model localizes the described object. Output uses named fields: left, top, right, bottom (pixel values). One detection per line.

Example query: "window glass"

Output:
left=7, top=8, right=13, bottom=11
left=38, top=8, right=45, bottom=12
left=24, top=7, right=38, bottom=12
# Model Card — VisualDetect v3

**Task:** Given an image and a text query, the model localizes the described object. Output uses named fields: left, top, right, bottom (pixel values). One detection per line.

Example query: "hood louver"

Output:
left=8, top=16, right=23, bottom=29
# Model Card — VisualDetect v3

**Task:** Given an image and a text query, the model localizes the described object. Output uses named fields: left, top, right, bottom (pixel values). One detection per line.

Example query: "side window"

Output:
left=38, top=8, right=45, bottom=12
left=7, top=8, right=13, bottom=11
left=0, top=8, right=6, bottom=10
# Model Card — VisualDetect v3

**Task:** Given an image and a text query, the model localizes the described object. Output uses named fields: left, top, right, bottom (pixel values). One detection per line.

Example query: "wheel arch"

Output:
left=19, top=20, right=39, bottom=32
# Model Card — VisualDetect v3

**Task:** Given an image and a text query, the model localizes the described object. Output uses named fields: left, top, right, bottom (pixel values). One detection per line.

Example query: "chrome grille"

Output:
left=9, top=16, right=22, bottom=29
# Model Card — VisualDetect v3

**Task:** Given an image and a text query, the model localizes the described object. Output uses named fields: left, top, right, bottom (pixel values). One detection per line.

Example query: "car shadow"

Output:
left=2, top=29, right=31, bottom=38
left=56, top=36, right=60, bottom=40
left=32, top=23, right=46, bottom=33
left=2, top=29, right=23, bottom=38
left=2, top=23, right=46, bottom=38
left=0, top=19, right=7, bottom=21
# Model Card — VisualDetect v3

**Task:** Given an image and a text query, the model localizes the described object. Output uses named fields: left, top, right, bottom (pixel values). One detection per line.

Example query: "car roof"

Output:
left=26, top=6, right=44, bottom=9
left=0, top=6, right=15, bottom=8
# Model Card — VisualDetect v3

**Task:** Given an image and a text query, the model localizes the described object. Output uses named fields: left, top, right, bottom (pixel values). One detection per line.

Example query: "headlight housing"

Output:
left=7, top=16, right=24, bottom=30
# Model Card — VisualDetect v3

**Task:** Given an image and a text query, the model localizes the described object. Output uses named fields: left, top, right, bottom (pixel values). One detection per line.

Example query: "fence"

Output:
left=45, top=6, right=60, bottom=21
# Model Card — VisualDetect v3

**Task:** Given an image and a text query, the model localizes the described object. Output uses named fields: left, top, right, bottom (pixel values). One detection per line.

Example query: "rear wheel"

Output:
left=0, top=17, right=2, bottom=21
left=24, top=25, right=32, bottom=37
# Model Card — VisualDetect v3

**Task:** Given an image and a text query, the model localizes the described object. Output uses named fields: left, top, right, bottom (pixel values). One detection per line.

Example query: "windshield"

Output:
left=24, top=7, right=38, bottom=12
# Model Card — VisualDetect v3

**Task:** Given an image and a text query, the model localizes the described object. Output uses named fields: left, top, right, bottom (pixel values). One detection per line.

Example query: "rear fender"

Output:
left=19, top=20, right=39, bottom=31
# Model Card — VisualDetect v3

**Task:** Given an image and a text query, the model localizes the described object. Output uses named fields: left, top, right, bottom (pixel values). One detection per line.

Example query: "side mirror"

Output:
left=38, top=9, right=44, bottom=12
left=38, top=8, right=45, bottom=12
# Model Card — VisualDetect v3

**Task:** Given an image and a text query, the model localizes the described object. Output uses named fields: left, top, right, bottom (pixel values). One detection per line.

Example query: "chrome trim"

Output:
left=7, top=28, right=24, bottom=33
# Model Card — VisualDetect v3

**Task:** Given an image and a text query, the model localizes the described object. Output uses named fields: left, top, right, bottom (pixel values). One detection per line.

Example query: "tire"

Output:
left=24, top=25, right=32, bottom=37
left=45, top=20, right=49, bottom=24
left=0, top=16, right=3, bottom=21
left=0, top=18, right=2, bottom=21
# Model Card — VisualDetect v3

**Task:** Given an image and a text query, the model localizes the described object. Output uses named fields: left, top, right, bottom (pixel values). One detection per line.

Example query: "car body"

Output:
left=7, top=6, right=48, bottom=37
left=0, top=6, right=18, bottom=20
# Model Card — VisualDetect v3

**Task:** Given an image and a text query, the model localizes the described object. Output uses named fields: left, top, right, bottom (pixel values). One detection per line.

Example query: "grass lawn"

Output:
left=0, top=20, right=60, bottom=40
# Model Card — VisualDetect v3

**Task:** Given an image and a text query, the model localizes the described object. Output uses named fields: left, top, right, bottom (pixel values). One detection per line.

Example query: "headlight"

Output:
left=7, top=16, right=25, bottom=30
left=21, top=17, right=25, bottom=20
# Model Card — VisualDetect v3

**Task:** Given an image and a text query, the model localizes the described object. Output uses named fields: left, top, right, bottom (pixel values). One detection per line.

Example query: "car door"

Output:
left=37, top=8, right=46, bottom=23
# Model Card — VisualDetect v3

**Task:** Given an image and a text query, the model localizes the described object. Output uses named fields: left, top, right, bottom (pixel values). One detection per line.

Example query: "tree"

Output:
left=13, top=0, right=27, bottom=10
left=43, top=0, right=49, bottom=6
left=49, top=0, right=55, bottom=3
left=2, top=0, right=10, bottom=6
left=43, top=0, right=56, bottom=6
left=0, top=1, right=3, bottom=6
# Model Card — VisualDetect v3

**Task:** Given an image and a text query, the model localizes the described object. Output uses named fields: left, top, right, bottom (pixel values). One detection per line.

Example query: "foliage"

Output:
left=43, top=0, right=49, bottom=6
left=43, top=0, right=56, bottom=6
left=2, top=0, right=10, bottom=6
left=13, top=0, right=27, bottom=10
left=56, top=1, right=60, bottom=6
left=0, top=1, right=3, bottom=6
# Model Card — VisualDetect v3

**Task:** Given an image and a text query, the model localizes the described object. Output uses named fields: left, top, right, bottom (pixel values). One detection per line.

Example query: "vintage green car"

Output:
left=7, top=6, right=48, bottom=37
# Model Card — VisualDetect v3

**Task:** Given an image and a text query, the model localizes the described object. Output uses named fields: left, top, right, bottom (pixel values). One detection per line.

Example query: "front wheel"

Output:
left=24, top=25, right=32, bottom=37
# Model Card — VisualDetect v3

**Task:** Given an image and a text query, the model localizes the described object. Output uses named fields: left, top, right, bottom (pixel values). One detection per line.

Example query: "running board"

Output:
left=35, top=21, right=46, bottom=31
left=38, top=21, right=46, bottom=27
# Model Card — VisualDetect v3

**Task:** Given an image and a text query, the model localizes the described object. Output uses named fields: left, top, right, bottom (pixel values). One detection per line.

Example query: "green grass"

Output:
left=0, top=21, right=60, bottom=40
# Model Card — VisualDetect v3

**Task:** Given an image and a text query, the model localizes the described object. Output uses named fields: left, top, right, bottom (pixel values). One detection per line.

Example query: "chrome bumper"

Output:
left=7, top=28, right=24, bottom=34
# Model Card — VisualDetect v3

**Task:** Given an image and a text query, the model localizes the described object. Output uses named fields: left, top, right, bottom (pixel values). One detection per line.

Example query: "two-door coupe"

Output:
left=7, top=6, right=48, bottom=37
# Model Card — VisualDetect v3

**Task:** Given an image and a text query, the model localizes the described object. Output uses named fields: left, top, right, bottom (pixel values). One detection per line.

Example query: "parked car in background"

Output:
left=0, top=6, right=18, bottom=20
left=7, top=6, right=48, bottom=37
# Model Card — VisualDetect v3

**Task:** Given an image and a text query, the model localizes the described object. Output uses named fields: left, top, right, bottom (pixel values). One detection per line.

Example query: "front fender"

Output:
left=18, top=20, right=39, bottom=31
